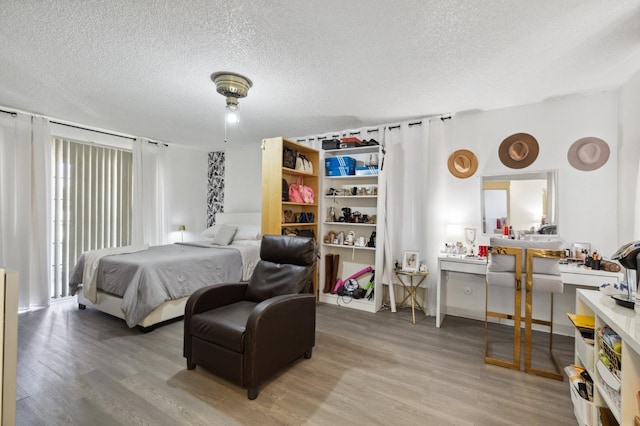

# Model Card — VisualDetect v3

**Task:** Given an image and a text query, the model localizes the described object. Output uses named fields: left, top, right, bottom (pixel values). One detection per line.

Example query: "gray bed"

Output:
left=70, top=212, right=261, bottom=328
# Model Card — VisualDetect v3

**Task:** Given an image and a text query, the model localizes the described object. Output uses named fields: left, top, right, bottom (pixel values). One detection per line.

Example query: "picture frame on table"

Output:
left=402, top=250, right=419, bottom=272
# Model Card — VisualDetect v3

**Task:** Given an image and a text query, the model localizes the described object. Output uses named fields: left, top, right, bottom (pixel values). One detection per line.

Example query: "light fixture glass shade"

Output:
left=225, top=104, right=239, bottom=124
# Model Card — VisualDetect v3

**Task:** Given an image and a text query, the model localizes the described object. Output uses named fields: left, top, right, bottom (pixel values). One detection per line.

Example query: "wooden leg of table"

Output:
left=411, top=288, right=416, bottom=324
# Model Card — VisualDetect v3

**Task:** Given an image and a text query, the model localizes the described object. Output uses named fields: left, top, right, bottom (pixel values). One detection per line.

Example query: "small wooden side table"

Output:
left=394, top=270, right=428, bottom=324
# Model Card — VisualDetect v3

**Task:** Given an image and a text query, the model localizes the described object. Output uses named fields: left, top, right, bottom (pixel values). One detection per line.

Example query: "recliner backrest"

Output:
left=245, top=235, right=317, bottom=302
left=488, top=237, right=561, bottom=276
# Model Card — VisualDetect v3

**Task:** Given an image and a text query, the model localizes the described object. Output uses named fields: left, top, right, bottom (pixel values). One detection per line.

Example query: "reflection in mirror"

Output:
left=481, top=170, right=558, bottom=236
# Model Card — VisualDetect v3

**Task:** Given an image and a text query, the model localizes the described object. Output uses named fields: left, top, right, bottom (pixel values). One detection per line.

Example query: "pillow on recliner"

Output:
left=245, top=261, right=313, bottom=302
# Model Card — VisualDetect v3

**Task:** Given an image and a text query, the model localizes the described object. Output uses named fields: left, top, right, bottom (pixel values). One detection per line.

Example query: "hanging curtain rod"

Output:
left=1, top=107, right=167, bottom=145
left=0, top=108, right=18, bottom=117
left=50, top=120, right=136, bottom=141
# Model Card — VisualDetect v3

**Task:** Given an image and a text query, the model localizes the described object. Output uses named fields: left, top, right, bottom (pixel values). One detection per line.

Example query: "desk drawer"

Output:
left=561, top=272, right=619, bottom=288
left=440, top=260, right=487, bottom=275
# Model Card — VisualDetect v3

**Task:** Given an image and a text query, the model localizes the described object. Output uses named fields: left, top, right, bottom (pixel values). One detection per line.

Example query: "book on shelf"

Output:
left=567, top=313, right=595, bottom=329
left=567, top=313, right=595, bottom=343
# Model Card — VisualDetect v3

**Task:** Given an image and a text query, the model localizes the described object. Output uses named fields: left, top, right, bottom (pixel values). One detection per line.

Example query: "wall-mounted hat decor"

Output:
left=567, top=137, right=610, bottom=171
left=498, top=133, right=539, bottom=169
left=447, top=149, right=478, bottom=179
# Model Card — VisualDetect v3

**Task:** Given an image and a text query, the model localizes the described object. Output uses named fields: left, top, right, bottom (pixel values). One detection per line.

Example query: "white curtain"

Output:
left=132, top=138, right=167, bottom=246
left=635, top=160, right=640, bottom=240
left=380, top=119, right=446, bottom=314
left=0, top=113, right=52, bottom=310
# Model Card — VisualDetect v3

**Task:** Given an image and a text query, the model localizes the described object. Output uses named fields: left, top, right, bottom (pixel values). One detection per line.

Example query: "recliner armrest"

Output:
left=185, top=282, right=248, bottom=317
left=246, top=293, right=316, bottom=334
left=243, top=293, right=316, bottom=389
left=184, top=282, right=249, bottom=361
left=245, top=294, right=316, bottom=353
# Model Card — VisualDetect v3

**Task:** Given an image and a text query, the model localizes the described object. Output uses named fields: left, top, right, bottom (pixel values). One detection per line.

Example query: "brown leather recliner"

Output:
left=183, top=234, right=317, bottom=400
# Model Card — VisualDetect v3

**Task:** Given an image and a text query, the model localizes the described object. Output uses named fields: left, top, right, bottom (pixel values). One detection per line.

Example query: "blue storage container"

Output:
left=325, top=156, right=356, bottom=176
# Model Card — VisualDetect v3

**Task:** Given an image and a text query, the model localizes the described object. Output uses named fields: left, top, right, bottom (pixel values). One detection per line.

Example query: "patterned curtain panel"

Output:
left=207, top=151, right=225, bottom=226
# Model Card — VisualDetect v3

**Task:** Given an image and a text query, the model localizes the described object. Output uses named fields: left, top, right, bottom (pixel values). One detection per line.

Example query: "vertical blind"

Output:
left=51, top=137, right=133, bottom=299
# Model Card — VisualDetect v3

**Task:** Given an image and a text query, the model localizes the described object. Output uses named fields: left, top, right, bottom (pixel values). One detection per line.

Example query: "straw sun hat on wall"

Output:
left=447, top=149, right=478, bottom=179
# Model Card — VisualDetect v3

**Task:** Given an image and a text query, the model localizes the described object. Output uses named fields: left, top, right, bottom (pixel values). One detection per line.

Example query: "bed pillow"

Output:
left=233, top=224, right=261, bottom=241
left=201, top=224, right=220, bottom=239
left=211, top=225, right=238, bottom=246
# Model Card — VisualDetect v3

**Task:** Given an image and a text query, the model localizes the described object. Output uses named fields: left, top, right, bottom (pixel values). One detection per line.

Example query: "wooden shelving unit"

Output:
left=261, top=137, right=320, bottom=294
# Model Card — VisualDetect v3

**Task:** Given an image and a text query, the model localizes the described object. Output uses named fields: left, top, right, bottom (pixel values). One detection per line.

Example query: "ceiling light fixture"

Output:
left=211, top=71, right=253, bottom=142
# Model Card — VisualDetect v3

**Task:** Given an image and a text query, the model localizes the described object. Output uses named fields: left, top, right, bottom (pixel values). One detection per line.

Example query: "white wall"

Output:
left=224, top=145, right=263, bottom=213
left=618, top=68, right=640, bottom=242
left=444, top=91, right=619, bottom=254
left=163, top=146, right=208, bottom=243
left=438, top=91, right=619, bottom=332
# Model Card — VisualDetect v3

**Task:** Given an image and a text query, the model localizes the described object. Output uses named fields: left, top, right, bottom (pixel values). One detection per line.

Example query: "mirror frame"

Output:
left=480, top=169, right=558, bottom=236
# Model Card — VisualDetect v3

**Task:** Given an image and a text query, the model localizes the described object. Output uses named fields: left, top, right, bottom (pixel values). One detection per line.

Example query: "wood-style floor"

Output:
left=16, top=300, right=577, bottom=425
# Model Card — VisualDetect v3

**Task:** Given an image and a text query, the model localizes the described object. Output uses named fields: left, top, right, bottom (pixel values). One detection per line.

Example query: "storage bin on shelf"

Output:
left=597, top=326, right=622, bottom=382
left=595, top=326, right=622, bottom=416
left=576, top=332, right=595, bottom=373
left=325, top=156, right=356, bottom=176
left=355, top=166, right=379, bottom=176
left=565, top=365, right=594, bottom=426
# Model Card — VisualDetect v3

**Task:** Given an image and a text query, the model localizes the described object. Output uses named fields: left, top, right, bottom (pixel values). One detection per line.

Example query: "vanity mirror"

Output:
left=481, top=170, right=558, bottom=236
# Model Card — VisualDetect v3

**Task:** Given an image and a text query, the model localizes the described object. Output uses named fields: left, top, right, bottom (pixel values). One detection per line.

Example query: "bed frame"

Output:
left=77, top=212, right=261, bottom=330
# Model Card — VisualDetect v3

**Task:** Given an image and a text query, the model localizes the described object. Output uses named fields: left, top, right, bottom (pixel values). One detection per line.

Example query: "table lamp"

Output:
left=178, top=225, right=186, bottom=242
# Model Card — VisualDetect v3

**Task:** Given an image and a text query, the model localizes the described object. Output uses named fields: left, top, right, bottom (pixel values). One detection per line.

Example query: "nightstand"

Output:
left=394, top=270, right=428, bottom=324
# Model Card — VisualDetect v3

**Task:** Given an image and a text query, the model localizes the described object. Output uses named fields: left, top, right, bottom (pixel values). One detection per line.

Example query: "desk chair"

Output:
left=485, top=238, right=563, bottom=379
left=485, top=244, right=523, bottom=370
left=524, top=247, right=565, bottom=380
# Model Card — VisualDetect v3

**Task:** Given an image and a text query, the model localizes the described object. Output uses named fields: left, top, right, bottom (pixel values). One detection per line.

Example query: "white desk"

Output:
left=436, top=255, right=624, bottom=328
left=436, top=256, right=488, bottom=327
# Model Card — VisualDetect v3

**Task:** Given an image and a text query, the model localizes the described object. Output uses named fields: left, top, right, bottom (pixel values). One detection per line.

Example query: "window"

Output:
left=51, top=137, right=133, bottom=299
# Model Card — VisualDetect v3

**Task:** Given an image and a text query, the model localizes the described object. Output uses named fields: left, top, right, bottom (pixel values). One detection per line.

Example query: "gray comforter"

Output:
left=70, top=243, right=247, bottom=327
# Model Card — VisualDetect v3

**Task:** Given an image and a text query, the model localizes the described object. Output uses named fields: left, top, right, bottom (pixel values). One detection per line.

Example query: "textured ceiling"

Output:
left=1, top=1, right=640, bottom=151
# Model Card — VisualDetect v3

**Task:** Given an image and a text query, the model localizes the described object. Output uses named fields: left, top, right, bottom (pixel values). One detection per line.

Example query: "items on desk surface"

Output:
left=599, top=282, right=629, bottom=296
left=442, top=241, right=467, bottom=255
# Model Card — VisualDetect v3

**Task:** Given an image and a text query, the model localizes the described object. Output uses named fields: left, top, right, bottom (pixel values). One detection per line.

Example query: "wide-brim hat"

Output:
left=447, top=149, right=478, bottom=179
left=499, top=133, right=539, bottom=169
left=567, top=137, right=610, bottom=171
